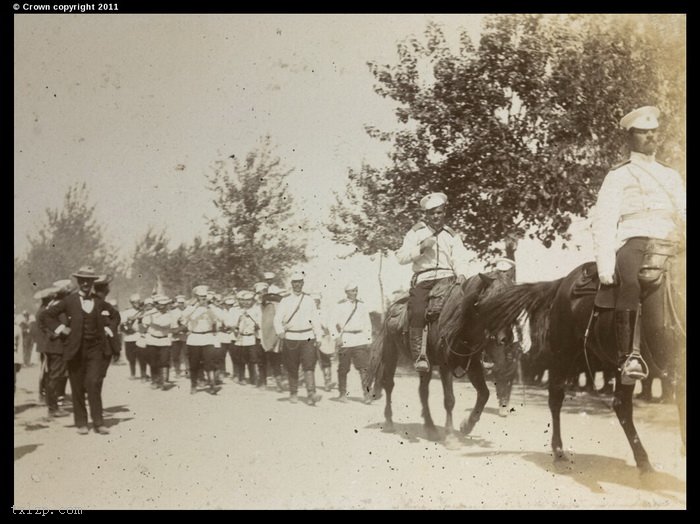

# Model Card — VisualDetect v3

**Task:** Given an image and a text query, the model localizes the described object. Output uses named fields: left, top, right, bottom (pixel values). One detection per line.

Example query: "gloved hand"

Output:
left=599, top=273, right=615, bottom=286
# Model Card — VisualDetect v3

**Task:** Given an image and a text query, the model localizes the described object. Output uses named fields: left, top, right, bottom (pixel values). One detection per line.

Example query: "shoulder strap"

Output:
left=442, top=225, right=456, bottom=236
left=611, top=159, right=631, bottom=170
left=284, top=294, right=305, bottom=325
left=339, top=301, right=359, bottom=334
left=412, top=221, right=427, bottom=232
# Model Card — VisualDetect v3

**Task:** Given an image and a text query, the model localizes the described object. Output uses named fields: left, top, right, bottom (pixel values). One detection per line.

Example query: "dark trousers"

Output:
left=171, top=340, right=188, bottom=373
left=66, top=340, right=108, bottom=428
left=281, top=339, right=317, bottom=395
left=136, top=344, right=149, bottom=378
left=22, top=334, right=32, bottom=366
left=213, top=344, right=226, bottom=374
left=408, top=278, right=446, bottom=328
left=615, top=238, right=648, bottom=310
left=45, top=353, right=67, bottom=412
left=125, top=341, right=138, bottom=376
left=232, top=344, right=248, bottom=382
left=245, top=343, right=264, bottom=385
left=337, top=345, right=369, bottom=394
left=265, top=351, right=283, bottom=378
left=187, top=344, right=216, bottom=386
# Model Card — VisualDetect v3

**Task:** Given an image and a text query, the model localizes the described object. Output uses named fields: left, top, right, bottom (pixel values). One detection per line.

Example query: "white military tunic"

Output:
left=274, top=292, right=322, bottom=341
left=331, top=299, right=372, bottom=348
left=591, top=151, right=686, bottom=278
left=395, top=221, right=472, bottom=284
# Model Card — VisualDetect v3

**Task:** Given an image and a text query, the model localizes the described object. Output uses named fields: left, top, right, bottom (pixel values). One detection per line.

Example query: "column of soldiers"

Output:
left=19, top=264, right=382, bottom=436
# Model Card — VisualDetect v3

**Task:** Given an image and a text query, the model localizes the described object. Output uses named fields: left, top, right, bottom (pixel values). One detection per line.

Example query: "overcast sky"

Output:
left=14, top=13, right=601, bottom=308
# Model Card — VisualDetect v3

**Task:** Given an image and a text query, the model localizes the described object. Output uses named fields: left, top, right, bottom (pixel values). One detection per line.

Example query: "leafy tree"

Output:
left=206, top=135, right=308, bottom=289
left=16, top=183, right=117, bottom=308
left=330, top=14, right=684, bottom=261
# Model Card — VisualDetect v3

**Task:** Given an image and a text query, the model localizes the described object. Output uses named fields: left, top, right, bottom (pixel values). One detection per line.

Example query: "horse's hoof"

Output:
left=444, top=433, right=460, bottom=450
left=460, top=418, right=477, bottom=435
left=639, top=462, right=656, bottom=475
left=425, top=425, right=440, bottom=441
left=553, top=449, right=568, bottom=463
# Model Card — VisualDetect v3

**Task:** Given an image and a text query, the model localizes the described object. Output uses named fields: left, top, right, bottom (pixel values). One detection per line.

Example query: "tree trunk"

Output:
left=377, top=251, right=385, bottom=317
left=505, top=235, right=518, bottom=281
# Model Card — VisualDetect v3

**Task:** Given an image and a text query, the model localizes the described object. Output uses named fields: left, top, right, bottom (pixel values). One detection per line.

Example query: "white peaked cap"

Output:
left=420, top=192, right=448, bottom=210
left=620, top=106, right=660, bottom=130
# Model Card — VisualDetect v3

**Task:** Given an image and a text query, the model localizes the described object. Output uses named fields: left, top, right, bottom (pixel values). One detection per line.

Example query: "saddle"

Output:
left=425, top=276, right=457, bottom=323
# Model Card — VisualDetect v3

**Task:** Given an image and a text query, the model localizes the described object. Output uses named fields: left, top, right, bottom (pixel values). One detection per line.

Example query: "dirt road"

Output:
left=13, top=360, right=686, bottom=509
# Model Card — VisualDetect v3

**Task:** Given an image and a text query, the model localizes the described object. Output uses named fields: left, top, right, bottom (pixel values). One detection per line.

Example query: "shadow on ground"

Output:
left=14, top=444, right=42, bottom=461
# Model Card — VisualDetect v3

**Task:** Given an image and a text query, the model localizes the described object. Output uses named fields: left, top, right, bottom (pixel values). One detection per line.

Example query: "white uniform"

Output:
left=120, top=307, right=142, bottom=343
left=274, top=293, right=322, bottom=341
left=396, top=221, right=472, bottom=284
left=231, top=305, right=262, bottom=346
left=141, top=310, right=178, bottom=347
left=180, top=304, right=225, bottom=346
left=591, top=151, right=686, bottom=278
left=332, top=299, right=372, bottom=348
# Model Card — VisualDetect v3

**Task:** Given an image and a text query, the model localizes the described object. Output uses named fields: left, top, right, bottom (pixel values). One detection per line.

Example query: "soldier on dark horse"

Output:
left=364, top=192, right=515, bottom=441
left=478, top=106, right=686, bottom=472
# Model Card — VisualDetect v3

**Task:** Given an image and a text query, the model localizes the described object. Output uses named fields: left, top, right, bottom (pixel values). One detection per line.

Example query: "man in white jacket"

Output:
left=590, top=105, right=685, bottom=382
left=274, top=272, right=323, bottom=405
left=395, top=192, right=473, bottom=373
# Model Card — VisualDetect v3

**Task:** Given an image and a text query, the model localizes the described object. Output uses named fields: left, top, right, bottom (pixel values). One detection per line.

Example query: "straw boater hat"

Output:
left=71, top=265, right=99, bottom=280
left=344, top=282, right=358, bottom=291
left=193, top=285, right=209, bottom=297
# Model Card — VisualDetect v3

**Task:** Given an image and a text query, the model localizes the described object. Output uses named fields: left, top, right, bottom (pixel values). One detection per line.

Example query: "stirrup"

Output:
left=620, top=355, right=649, bottom=385
left=414, top=358, right=430, bottom=373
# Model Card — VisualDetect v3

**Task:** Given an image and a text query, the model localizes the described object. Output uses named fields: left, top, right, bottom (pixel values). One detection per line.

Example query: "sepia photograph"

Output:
left=13, top=9, right=685, bottom=510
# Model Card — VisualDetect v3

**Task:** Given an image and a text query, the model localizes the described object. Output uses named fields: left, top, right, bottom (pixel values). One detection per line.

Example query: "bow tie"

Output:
left=79, top=293, right=95, bottom=300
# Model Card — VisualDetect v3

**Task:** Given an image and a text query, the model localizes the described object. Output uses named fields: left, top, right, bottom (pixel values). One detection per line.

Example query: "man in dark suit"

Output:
left=39, top=266, right=116, bottom=435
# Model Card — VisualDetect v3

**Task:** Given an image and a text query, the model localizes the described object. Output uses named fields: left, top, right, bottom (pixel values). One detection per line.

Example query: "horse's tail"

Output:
left=478, top=279, right=564, bottom=350
left=364, top=303, right=405, bottom=393
left=364, top=321, right=388, bottom=393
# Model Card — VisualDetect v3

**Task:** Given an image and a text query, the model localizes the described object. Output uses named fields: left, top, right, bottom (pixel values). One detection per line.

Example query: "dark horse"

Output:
left=478, top=251, right=685, bottom=472
left=364, top=271, right=514, bottom=442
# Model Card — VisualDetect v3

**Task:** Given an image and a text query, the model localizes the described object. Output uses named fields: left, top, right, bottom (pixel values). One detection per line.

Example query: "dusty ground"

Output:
left=13, top=357, right=686, bottom=510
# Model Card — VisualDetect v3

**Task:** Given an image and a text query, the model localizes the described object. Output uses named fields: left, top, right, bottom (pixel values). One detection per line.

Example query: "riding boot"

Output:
left=322, top=366, right=335, bottom=391
left=305, top=370, right=322, bottom=405
left=409, top=327, right=429, bottom=373
left=615, top=309, right=645, bottom=384
left=163, top=367, right=170, bottom=387
left=275, top=375, right=285, bottom=392
left=151, top=368, right=161, bottom=389
left=248, top=363, right=258, bottom=387
left=336, top=372, right=348, bottom=402
left=359, top=369, right=372, bottom=404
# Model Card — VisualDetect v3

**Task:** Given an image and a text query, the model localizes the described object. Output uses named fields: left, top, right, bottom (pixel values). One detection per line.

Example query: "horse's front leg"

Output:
left=460, top=359, right=489, bottom=435
left=419, top=369, right=438, bottom=441
left=548, top=363, right=567, bottom=462
left=439, top=364, right=455, bottom=435
left=613, top=377, right=653, bottom=472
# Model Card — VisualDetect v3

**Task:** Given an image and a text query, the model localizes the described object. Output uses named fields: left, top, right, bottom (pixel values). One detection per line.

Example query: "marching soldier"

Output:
left=261, top=284, right=286, bottom=392
left=120, top=294, right=145, bottom=380
left=332, top=283, right=373, bottom=403
left=274, top=272, right=324, bottom=405
left=170, top=295, right=189, bottom=377
left=396, top=192, right=473, bottom=372
left=141, top=295, right=178, bottom=389
left=591, top=106, right=686, bottom=383
left=180, top=285, right=225, bottom=394
left=232, top=290, right=264, bottom=387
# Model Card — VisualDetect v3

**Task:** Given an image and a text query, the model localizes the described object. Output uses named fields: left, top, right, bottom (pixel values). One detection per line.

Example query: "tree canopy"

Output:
left=329, top=14, right=685, bottom=259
